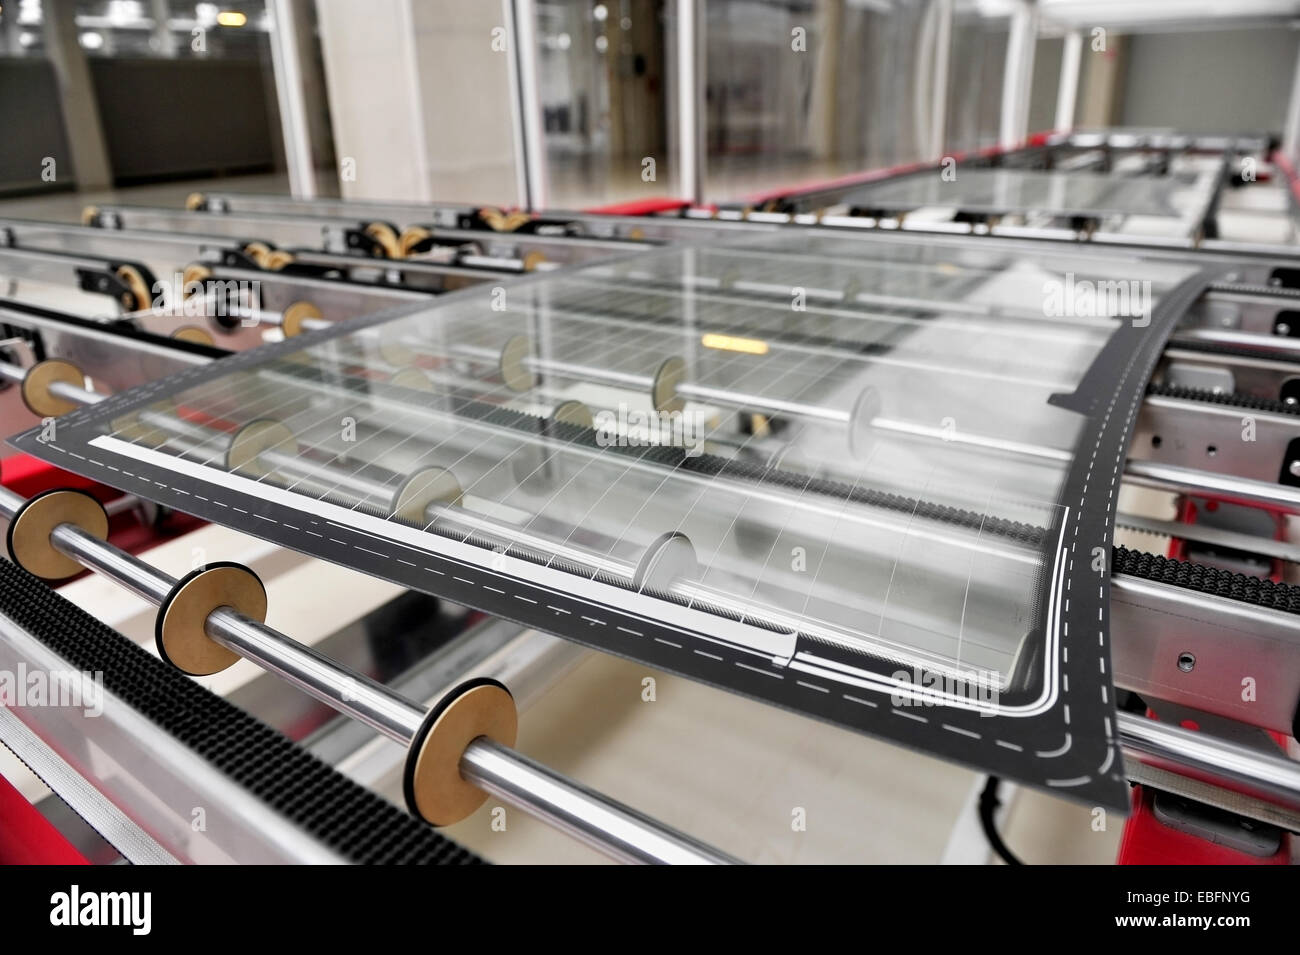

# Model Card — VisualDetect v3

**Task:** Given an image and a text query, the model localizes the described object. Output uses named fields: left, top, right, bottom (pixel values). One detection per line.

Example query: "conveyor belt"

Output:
left=1146, top=380, right=1300, bottom=416
left=0, top=557, right=483, bottom=865
left=1112, top=543, right=1300, bottom=614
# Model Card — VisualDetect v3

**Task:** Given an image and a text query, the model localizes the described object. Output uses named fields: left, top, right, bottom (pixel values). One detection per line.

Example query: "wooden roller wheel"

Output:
left=399, top=226, right=433, bottom=258
left=280, top=301, right=322, bottom=338
left=243, top=242, right=274, bottom=269
left=184, top=192, right=207, bottom=211
left=21, top=358, right=86, bottom=418
left=172, top=326, right=215, bottom=346
left=6, top=488, right=109, bottom=581
left=364, top=222, right=402, bottom=259
left=182, top=263, right=212, bottom=297
left=80, top=205, right=99, bottom=226
left=116, top=265, right=152, bottom=312
left=477, top=207, right=505, bottom=230
left=156, top=563, right=267, bottom=676
left=404, top=679, right=518, bottom=826
left=263, top=250, right=295, bottom=271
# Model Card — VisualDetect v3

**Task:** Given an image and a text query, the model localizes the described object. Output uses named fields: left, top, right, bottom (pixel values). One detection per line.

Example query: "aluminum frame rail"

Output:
left=0, top=217, right=515, bottom=298
left=91, top=189, right=1300, bottom=282
left=83, top=204, right=657, bottom=270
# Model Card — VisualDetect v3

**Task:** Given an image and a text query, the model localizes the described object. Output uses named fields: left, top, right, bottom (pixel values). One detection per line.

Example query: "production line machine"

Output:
left=693, top=130, right=1298, bottom=254
left=5, top=190, right=1300, bottom=864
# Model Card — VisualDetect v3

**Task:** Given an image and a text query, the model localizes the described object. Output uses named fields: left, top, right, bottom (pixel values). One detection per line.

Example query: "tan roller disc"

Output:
left=652, top=356, right=687, bottom=414
left=499, top=335, right=536, bottom=392
left=21, top=359, right=85, bottom=418
left=263, top=249, right=295, bottom=271
left=478, top=207, right=506, bottom=230
left=379, top=335, right=416, bottom=368
left=116, top=265, right=152, bottom=311
left=392, top=466, right=462, bottom=522
left=226, top=419, right=296, bottom=477
left=281, top=301, right=322, bottom=338
left=408, top=683, right=518, bottom=826
left=521, top=250, right=546, bottom=272
left=184, top=192, right=206, bottom=211
left=243, top=242, right=273, bottom=268
left=399, top=225, right=433, bottom=258
left=182, top=263, right=212, bottom=298
left=157, top=564, right=267, bottom=676
left=627, top=226, right=646, bottom=240
left=364, top=222, right=402, bottom=259
left=499, top=211, right=532, bottom=232
left=7, top=490, right=108, bottom=581
left=172, top=326, right=214, bottom=346
left=552, top=399, right=593, bottom=429
left=80, top=205, right=99, bottom=226
left=111, top=405, right=174, bottom=448
left=390, top=367, right=432, bottom=391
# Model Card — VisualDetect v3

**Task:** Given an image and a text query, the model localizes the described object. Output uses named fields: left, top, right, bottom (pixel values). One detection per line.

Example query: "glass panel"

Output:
left=67, top=230, right=1198, bottom=690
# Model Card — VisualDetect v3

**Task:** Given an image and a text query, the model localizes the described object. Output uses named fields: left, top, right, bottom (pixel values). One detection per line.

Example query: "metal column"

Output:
left=999, top=0, right=1039, bottom=149
left=1283, top=39, right=1300, bottom=162
left=673, top=0, right=703, bottom=205
left=268, top=0, right=318, bottom=199
left=1055, top=29, right=1083, bottom=133
left=504, top=0, right=548, bottom=212
left=930, top=0, right=953, bottom=161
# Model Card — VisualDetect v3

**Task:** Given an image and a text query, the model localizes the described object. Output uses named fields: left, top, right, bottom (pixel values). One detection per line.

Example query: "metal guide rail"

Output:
left=82, top=203, right=657, bottom=271
left=152, top=188, right=1300, bottom=290
left=0, top=215, right=516, bottom=304
left=716, top=128, right=1267, bottom=218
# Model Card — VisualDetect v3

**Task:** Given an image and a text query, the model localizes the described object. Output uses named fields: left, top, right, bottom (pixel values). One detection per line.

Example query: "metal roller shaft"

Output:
left=0, top=483, right=738, bottom=864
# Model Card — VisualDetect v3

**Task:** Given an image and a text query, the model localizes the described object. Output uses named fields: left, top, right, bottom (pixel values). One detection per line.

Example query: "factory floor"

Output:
left=0, top=174, right=1124, bottom=864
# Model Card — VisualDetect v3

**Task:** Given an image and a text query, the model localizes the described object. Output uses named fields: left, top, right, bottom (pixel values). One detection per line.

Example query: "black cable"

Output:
left=979, top=775, right=1024, bottom=866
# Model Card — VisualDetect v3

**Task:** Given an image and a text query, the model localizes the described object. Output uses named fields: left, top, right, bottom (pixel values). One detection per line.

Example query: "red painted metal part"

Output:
left=1117, top=496, right=1294, bottom=863
left=733, top=129, right=1062, bottom=207
left=583, top=198, right=691, bottom=216
left=1271, top=149, right=1300, bottom=205
left=1118, top=785, right=1290, bottom=865
left=0, top=770, right=88, bottom=865
left=1, top=454, right=204, bottom=563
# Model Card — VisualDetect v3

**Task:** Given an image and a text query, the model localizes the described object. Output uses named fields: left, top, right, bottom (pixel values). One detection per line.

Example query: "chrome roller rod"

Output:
left=0, top=482, right=739, bottom=864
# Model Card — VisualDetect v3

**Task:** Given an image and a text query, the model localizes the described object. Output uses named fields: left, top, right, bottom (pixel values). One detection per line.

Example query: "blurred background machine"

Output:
left=4, top=0, right=1300, bottom=867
